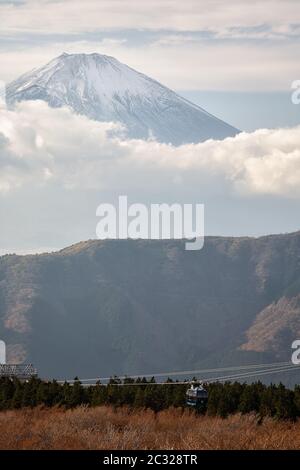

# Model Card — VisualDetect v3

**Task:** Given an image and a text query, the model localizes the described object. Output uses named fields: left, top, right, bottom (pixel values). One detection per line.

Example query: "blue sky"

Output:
left=182, top=91, right=300, bottom=132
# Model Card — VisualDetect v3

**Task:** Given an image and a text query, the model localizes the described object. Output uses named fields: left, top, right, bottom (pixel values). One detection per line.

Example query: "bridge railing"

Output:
left=0, top=364, right=37, bottom=379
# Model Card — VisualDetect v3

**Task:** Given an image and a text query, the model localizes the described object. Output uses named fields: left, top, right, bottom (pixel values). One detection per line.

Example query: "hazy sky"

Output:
left=1, top=0, right=300, bottom=129
left=1, top=0, right=300, bottom=253
left=0, top=0, right=299, bottom=90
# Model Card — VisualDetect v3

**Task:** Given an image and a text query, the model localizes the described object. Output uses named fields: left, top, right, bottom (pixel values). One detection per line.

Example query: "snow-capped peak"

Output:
left=7, top=53, right=239, bottom=145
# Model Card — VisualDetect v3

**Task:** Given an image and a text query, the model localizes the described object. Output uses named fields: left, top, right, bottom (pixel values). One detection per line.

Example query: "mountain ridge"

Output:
left=1, top=232, right=300, bottom=382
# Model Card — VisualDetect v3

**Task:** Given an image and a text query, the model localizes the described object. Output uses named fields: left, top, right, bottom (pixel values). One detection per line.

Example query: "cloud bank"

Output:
left=0, top=100, right=300, bottom=198
left=1, top=1, right=299, bottom=35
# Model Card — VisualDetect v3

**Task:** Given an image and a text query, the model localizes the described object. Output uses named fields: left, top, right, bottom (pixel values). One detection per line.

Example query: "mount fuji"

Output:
left=7, top=53, right=239, bottom=145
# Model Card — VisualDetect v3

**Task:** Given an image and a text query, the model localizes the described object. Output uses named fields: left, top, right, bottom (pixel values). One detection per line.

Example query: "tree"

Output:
left=11, top=381, right=23, bottom=409
left=66, top=378, right=86, bottom=408
left=239, top=382, right=265, bottom=415
left=274, top=384, right=297, bottom=421
left=0, top=377, right=15, bottom=410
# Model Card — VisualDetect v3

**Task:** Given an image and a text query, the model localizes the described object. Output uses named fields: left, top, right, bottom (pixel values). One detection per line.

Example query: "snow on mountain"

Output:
left=6, top=53, right=239, bottom=145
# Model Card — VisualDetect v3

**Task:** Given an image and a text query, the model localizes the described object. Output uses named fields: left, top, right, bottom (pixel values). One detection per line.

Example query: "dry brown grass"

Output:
left=0, top=406, right=300, bottom=450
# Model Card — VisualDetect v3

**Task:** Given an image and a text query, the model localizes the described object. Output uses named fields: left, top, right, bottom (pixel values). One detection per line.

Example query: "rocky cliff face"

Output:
left=0, top=233, right=300, bottom=380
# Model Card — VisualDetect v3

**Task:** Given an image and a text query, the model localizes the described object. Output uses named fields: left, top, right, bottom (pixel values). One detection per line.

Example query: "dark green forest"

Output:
left=0, top=376, right=300, bottom=421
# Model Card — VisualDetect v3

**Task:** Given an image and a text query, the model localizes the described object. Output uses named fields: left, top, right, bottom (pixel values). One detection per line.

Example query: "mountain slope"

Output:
left=1, top=234, right=300, bottom=381
left=6, top=53, right=239, bottom=145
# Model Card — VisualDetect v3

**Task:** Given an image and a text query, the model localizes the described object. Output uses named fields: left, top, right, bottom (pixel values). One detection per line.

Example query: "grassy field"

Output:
left=0, top=406, right=299, bottom=450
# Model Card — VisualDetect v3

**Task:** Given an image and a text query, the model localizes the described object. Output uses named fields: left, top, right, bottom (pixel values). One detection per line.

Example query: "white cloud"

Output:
left=1, top=0, right=300, bottom=34
left=1, top=1, right=299, bottom=91
left=0, top=36, right=298, bottom=91
left=1, top=100, right=300, bottom=198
